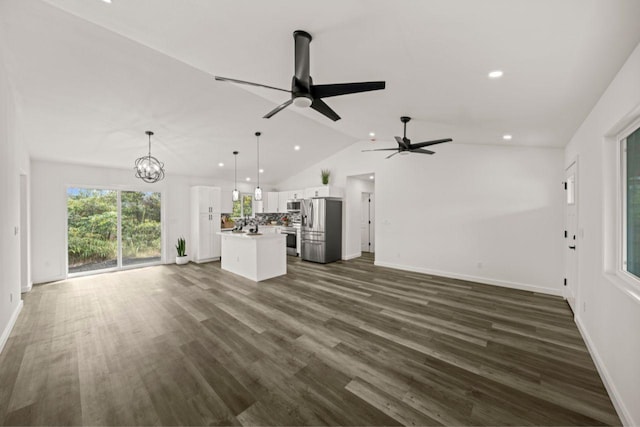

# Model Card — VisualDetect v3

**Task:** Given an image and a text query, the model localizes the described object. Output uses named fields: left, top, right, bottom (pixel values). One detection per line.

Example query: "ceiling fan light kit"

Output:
left=134, top=130, right=165, bottom=183
left=362, top=116, right=452, bottom=159
left=215, top=30, right=386, bottom=121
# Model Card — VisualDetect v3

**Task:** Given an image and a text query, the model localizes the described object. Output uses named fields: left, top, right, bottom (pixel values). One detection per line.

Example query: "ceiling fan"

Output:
left=363, top=116, right=452, bottom=159
left=215, top=30, right=385, bottom=121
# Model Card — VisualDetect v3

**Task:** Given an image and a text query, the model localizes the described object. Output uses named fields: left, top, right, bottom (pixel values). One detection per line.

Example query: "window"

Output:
left=231, top=194, right=253, bottom=218
left=67, top=188, right=162, bottom=275
left=622, top=125, right=640, bottom=279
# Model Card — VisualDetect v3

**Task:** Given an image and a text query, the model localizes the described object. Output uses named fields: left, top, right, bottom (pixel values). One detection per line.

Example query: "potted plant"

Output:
left=321, top=169, right=331, bottom=185
left=175, top=237, right=189, bottom=265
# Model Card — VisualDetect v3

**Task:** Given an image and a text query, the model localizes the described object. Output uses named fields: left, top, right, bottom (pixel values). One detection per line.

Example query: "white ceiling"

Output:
left=1, top=0, right=639, bottom=184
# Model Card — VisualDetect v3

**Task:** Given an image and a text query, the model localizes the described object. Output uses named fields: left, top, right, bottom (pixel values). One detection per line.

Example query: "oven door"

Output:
left=281, top=230, right=298, bottom=256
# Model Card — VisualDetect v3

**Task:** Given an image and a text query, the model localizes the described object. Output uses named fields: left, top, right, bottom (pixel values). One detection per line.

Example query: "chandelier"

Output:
left=134, top=131, right=165, bottom=183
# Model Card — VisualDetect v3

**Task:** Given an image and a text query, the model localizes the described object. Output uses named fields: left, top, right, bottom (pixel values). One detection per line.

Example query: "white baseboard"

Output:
left=343, top=252, right=361, bottom=261
left=575, top=315, right=633, bottom=427
left=0, top=300, right=23, bottom=354
left=21, top=282, right=32, bottom=293
left=373, top=261, right=563, bottom=297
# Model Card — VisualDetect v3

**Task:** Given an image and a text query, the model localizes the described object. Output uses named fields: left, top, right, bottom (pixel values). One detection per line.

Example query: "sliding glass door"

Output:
left=67, top=188, right=162, bottom=276
left=122, top=191, right=161, bottom=266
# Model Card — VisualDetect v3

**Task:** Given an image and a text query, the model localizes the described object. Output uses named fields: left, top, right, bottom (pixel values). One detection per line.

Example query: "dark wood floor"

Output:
left=0, top=254, right=619, bottom=426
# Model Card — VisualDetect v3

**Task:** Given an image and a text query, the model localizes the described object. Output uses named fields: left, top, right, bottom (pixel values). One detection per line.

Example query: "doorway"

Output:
left=361, top=192, right=375, bottom=253
left=565, top=161, right=578, bottom=313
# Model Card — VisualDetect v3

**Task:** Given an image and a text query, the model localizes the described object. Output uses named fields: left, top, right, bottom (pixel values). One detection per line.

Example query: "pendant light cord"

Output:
left=255, top=131, right=261, bottom=189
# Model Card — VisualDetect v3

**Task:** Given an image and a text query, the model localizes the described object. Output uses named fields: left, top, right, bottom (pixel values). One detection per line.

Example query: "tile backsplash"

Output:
left=221, top=212, right=300, bottom=227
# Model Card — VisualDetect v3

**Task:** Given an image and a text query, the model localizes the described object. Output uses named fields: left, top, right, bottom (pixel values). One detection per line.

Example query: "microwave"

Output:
left=286, top=199, right=302, bottom=212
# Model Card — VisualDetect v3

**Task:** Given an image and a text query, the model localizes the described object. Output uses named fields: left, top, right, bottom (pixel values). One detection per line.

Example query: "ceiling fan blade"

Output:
left=311, top=81, right=386, bottom=99
left=310, top=98, right=341, bottom=121
left=362, top=148, right=400, bottom=152
left=395, top=136, right=409, bottom=149
left=293, top=30, right=312, bottom=88
left=263, top=98, right=294, bottom=119
left=215, top=76, right=291, bottom=93
left=410, top=148, right=435, bottom=155
left=411, top=138, right=452, bottom=149
left=386, top=151, right=401, bottom=159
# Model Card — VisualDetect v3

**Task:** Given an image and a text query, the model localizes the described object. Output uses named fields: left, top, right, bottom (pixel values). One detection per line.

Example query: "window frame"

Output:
left=231, top=193, right=255, bottom=219
left=619, top=117, right=640, bottom=285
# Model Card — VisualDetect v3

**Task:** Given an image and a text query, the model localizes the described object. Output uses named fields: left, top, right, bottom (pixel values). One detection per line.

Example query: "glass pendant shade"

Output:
left=254, top=131, right=262, bottom=201
left=232, top=151, right=239, bottom=202
left=134, top=131, right=165, bottom=183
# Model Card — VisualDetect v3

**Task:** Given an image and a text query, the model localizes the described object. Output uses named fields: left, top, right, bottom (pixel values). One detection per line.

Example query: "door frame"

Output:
left=564, top=158, right=579, bottom=312
left=65, top=185, right=166, bottom=278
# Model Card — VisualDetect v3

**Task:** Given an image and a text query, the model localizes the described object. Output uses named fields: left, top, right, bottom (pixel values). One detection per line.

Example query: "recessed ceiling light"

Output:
left=259, top=169, right=264, bottom=173
left=488, top=70, right=504, bottom=79
left=246, top=177, right=251, bottom=181
left=369, top=132, right=375, bottom=137
left=503, top=134, right=513, bottom=140
left=101, top=0, right=112, bottom=3
left=369, top=175, right=374, bottom=180
left=294, top=145, right=300, bottom=151
left=218, top=162, right=224, bottom=167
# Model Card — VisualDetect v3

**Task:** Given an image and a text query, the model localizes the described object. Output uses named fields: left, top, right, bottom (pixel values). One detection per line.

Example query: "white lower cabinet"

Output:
left=192, top=212, right=221, bottom=263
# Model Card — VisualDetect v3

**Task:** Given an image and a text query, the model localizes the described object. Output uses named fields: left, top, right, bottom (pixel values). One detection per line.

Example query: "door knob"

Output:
left=569, top=245, right=576, bottom=250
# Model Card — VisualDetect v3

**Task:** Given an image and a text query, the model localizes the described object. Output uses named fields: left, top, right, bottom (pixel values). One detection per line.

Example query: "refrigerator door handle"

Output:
left=309, top=201, right=313, bottom=229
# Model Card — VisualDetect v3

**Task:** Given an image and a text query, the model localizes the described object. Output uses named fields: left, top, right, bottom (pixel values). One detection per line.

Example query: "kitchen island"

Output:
left=218, top=231, right=287, bottom=281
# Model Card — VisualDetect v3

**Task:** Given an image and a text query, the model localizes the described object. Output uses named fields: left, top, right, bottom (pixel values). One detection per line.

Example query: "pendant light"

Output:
left=254, top=131, right=262, bottom=201
left=232, top=151, right=239, bottom=202
left=134, top=131, right=165, bottom=183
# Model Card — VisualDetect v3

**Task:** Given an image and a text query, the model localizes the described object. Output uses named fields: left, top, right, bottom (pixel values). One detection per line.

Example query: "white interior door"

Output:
left=565, top=162, right=578, bottom=312
left=361, top=193, right=374, bottom=252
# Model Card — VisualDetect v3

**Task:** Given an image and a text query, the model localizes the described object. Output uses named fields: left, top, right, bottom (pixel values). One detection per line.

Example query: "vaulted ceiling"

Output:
left=1, top=0, right=639, bottom=183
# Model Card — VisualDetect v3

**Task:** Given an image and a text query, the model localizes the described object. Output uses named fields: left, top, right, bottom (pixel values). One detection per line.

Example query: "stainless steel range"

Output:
left=280, top=224, right=300, bottom=256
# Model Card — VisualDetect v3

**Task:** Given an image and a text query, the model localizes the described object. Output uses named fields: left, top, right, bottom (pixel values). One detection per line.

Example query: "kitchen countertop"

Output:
left=217, top=231, right=285, bottom=239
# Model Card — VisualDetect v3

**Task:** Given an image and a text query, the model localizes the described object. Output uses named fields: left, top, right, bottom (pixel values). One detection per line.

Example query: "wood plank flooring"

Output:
left=0, top=254, right=620, bottom=425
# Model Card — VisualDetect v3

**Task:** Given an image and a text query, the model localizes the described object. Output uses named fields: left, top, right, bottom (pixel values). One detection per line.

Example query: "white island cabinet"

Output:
left=218, top=232, right=286, bottom=281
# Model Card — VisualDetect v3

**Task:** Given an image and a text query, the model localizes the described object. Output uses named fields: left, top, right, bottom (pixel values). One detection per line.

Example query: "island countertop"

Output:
left=216, top=231, right=285, bottom=240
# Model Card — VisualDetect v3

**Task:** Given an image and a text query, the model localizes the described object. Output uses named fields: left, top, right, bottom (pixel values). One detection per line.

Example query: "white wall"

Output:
left=564, top=41, right=640, bottom=426
left=0, top=46, right=27, bottom=353
left=30, top=160, right=251, bottom=284
left=277, top=141, right=564, bottom=295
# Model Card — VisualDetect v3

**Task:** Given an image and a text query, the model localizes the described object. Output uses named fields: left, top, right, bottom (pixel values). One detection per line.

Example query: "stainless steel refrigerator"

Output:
left=301, top=197, right=342, bottom=263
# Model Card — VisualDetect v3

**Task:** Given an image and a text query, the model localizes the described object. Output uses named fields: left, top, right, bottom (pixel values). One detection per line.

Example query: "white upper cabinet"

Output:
left=193, top=186, right=221, bottom=213
left=254, top=199, right=264, bottom=214
left=278, top=191, right=289, bottom=213
left=266, top=192, right=279, bottom=213
left=304, top=186, right=343, bottom=198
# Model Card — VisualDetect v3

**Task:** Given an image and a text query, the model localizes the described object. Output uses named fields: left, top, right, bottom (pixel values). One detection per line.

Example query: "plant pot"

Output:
left=176, top=255, right=189, bottom=265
